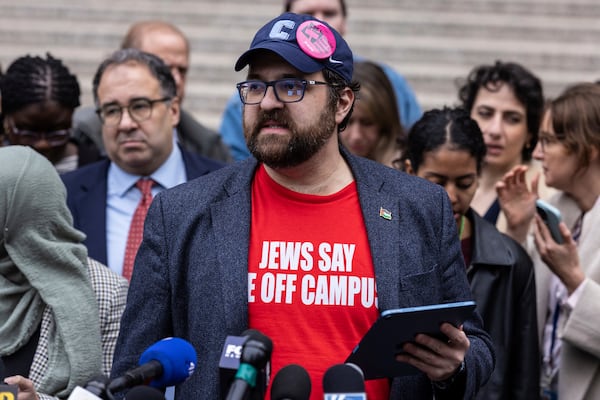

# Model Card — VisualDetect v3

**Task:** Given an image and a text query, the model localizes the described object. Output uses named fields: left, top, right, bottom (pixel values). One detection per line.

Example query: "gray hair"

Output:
left=92, top=48, right=177, bottom=106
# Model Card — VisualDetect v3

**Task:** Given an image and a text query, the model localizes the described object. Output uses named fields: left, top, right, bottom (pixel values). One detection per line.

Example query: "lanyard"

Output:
left=549, top=301, right=561, bottom=369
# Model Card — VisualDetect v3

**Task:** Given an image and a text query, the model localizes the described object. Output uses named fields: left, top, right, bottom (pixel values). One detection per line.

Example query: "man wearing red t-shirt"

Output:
left=112, top=12, right=494, bottom=400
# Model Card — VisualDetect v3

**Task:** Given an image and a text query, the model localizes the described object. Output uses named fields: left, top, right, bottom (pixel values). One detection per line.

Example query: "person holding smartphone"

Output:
left=496, top=82, right=600, bottom=399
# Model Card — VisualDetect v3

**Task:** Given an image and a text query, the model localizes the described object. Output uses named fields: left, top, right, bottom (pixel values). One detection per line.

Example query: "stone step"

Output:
left=0, top=0, right=598, bottom=132
left=2, top=0, right=599, bottom=18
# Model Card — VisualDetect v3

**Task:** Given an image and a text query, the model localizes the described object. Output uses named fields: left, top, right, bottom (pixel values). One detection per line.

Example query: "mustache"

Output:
left=257, top=110, right=292, bottom=127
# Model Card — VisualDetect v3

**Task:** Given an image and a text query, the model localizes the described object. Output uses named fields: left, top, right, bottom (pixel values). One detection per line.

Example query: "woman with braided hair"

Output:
left=0, top=53, right=102, bottom=173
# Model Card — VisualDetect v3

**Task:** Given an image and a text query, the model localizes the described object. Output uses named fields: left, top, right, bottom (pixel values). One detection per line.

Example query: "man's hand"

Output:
left=395, top=323, right=469, bottom=382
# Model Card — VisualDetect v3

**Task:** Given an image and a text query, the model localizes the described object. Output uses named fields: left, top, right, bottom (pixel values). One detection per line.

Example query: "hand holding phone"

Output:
left=535, top=199, right=564, bottom=244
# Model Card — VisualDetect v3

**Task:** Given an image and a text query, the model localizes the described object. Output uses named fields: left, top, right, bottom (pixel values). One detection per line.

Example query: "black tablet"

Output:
left=345, top=300, right=476, bottom=380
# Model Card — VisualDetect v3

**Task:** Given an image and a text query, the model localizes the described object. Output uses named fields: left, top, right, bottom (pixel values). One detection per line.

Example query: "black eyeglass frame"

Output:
left=236, top=79, right=330, bottom=105
left=95, top=97, right=172, bottom=126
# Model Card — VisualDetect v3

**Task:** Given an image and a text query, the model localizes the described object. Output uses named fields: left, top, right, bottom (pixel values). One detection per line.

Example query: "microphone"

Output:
left=219, top=330, right=270, bottom=400
left=225, top=329, right=273, bottom=400
left=66, top=376, right=110, bottom=400
left=0, top=385, right=18, bottom=400
left=322, top=363, right=366, bottom=400
left=125, top=385, right=166, bottom=400
left=271, top=364, right=311, bottom=400
left=108, top=337, right=197, bottom=393
left=219, top=332, right=246, bottom=396
left=0, top=386, right=17, bottom=399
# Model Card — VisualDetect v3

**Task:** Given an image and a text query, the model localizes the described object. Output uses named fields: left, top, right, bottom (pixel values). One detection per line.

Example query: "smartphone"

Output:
left=535, top=199, right=563, bottom=244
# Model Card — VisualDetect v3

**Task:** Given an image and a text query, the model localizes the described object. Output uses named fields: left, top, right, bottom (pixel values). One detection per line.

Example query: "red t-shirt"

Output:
left=248, top=165, right=390, bottom=399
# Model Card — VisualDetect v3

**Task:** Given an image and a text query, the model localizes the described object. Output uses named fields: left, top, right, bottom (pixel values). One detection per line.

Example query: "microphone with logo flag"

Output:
left=322, top=363, right=366, bottom=400
left=270, top=364, right=311, bottom=400
left=108, top=337, right=197, bottom=394
left=224, top=329, right=273, bottom=400
left=219, top=330, right=271, bottom=400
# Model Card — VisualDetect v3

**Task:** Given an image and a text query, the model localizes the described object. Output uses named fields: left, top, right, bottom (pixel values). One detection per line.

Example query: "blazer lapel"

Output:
left=347, top=153, right=401, bottom=312
left=76, top=161, right=110, bottom=264
left=211, top=159, right=257, bottom=333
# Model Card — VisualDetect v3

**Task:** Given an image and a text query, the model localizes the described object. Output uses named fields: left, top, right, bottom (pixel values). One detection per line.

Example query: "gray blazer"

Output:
left=112, top=150, right=494, bottom=399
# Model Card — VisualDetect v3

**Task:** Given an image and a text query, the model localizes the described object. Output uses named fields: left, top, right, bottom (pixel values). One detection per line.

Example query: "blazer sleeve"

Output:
left=561, top=278, right=600, bottom=358
left=110, top=193, right=176, bottom=384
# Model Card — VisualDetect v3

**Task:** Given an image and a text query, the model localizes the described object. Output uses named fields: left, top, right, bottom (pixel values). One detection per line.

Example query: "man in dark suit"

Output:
left=111, top=13, right=494, bottom=399
left=62, top=48, right=223, bottom=277
left=72, top=20, right=232, bottom=163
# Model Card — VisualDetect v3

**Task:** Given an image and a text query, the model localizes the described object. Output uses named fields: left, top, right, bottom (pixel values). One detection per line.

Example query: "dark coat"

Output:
left=61, top=147, right=224, bottom=265
left=466, top=209, right=539, bottom=400
left=111, top=150, right=495, bottom=399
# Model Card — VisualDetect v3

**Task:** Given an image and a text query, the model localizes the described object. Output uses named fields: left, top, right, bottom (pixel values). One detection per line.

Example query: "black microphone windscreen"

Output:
left=270, top=364, right=311, bottom=400
left=125, top=385, right=165, bottom=400
left=241, top=331, right=273, bottom=369
left=322, top=363, right=365, bottom=393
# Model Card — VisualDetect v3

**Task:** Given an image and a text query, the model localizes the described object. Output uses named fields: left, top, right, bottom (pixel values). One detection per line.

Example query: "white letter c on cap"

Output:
left=269, top=20, right=295, bottom=40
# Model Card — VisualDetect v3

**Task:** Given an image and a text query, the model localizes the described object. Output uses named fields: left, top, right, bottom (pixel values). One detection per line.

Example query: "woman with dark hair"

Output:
left=0, top=53, right=102, bottom=173
left=341, top=60, right=405, bottom=166
left=402, top=107, right=539, bottom=400
left=457, top=60, right=553, bottom=232
left=497, top=82, right=600, bottom=399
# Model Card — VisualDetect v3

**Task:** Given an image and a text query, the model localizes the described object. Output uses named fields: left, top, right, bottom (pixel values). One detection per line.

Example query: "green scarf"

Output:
left=0, top=146, right=102, bottom=397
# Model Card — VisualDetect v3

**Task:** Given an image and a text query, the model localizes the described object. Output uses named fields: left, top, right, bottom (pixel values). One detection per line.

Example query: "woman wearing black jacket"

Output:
left=400, top=107, right=539, bottom=399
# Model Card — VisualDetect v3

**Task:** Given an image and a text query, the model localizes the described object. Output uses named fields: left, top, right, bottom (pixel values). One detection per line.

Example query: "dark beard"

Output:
left=244, top=103, right=337, bottom=169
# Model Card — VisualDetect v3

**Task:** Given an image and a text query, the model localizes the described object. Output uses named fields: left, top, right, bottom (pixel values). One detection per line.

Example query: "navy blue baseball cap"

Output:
left=235, top=12, right=353, bottom=84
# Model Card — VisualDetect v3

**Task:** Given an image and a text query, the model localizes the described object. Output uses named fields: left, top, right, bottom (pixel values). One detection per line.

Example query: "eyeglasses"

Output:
left=96, top=97, right=172, bottom=127
left=538, top=133, right=559, bottom=151
left=8, top=125, right=71, bottom=146
left=236, top=79, right=329, bottom=105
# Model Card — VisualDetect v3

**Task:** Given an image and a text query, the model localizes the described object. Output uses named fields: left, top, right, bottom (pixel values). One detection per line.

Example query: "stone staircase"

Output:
left=0, top=0, right=598, bottom=130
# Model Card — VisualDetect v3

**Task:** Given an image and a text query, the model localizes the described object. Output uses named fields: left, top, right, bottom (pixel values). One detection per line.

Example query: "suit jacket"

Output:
left=466, top=209, right=539, bottom=400
left=35, top=258, right=128, bottom=400
left=61, top=148, right=224, bottom=265
left=111, top=150, right=495, bottom=399
left=532, top=192, right=600, bottom=400
left=72, top=106, right=232, bottom=163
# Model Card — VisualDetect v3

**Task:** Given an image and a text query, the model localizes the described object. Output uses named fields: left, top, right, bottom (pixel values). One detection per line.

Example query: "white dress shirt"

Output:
left=106, top=144, right=186, bottom=275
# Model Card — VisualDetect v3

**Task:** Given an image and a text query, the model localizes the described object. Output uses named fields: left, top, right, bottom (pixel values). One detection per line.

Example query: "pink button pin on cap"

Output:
left=296, top=20, right=336, bottom=60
